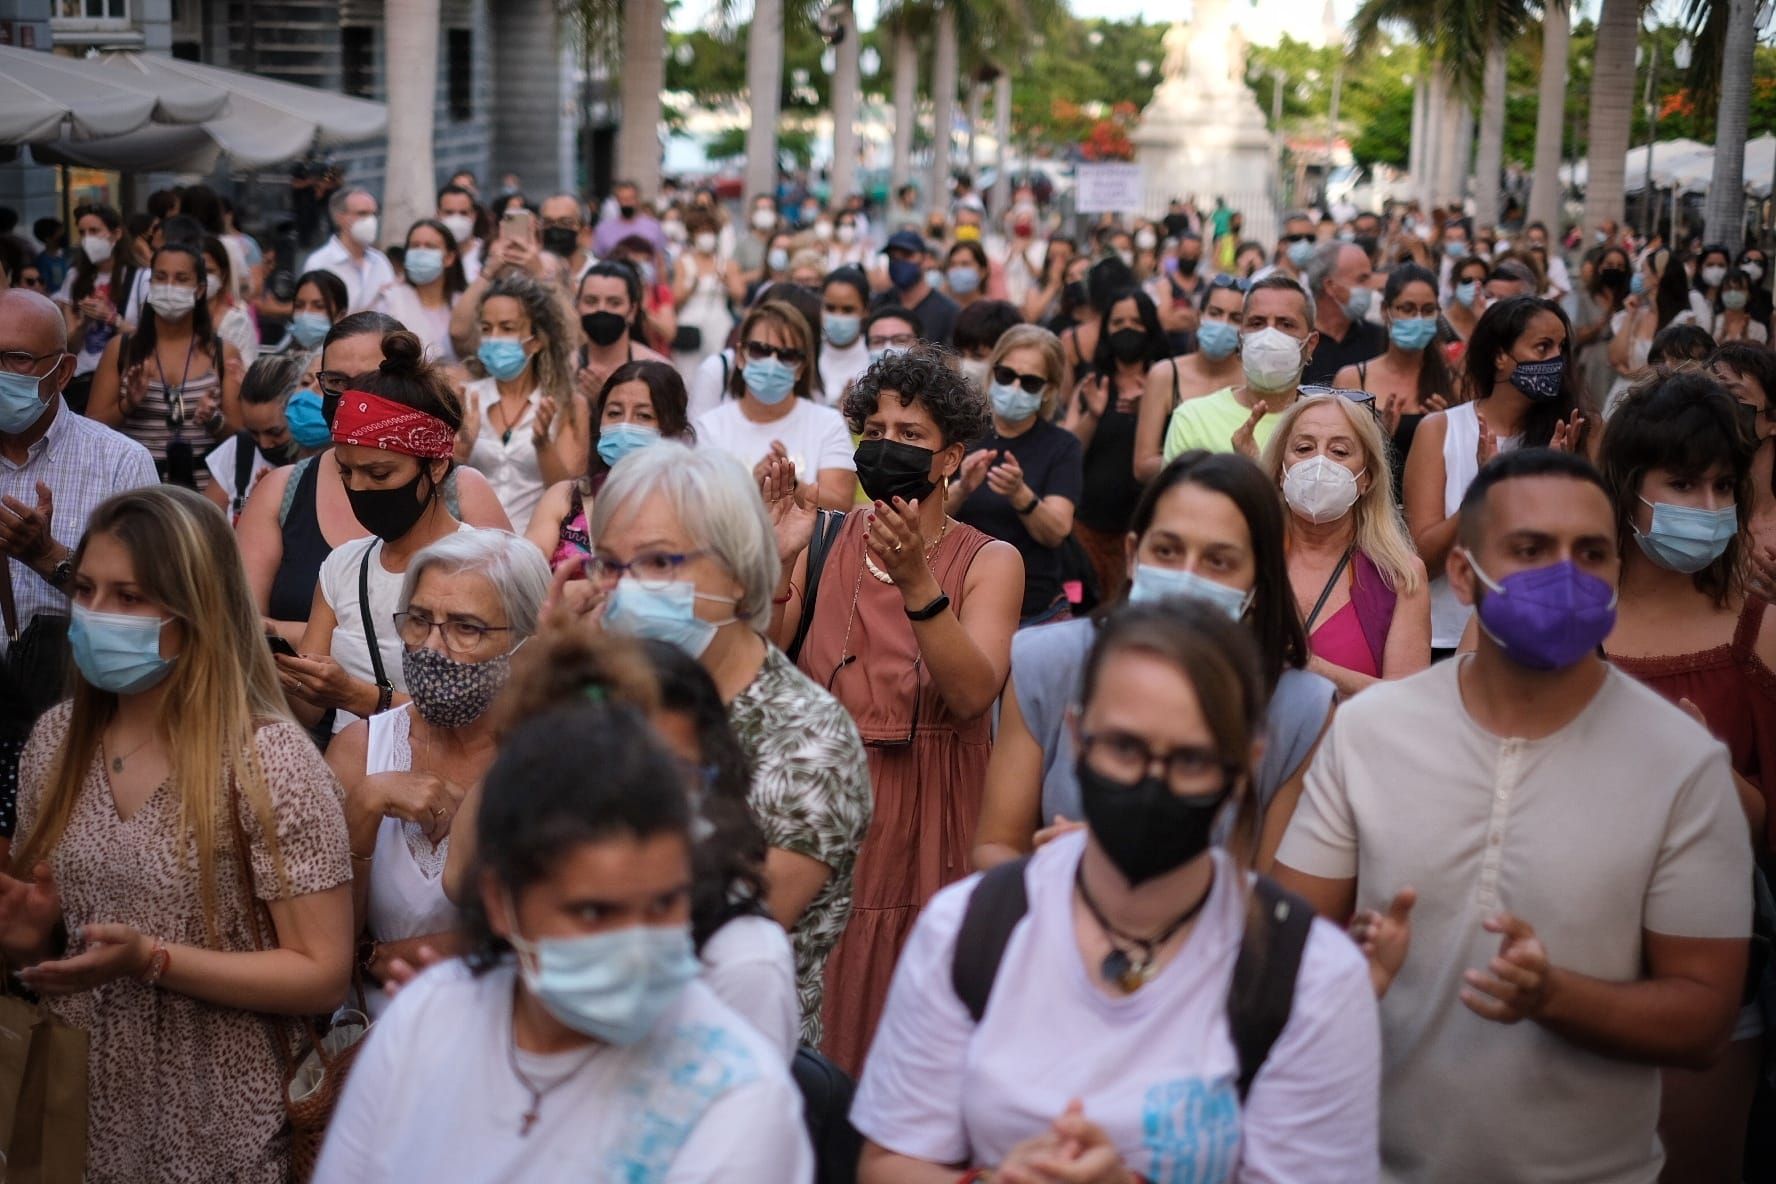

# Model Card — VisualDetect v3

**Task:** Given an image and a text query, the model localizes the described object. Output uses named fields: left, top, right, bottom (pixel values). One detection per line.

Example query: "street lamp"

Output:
left=1642, top=34, right=1693, bottom=237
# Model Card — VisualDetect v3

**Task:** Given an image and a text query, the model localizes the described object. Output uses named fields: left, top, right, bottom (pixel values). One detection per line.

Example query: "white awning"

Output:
left=0, top=44, right=227, bottom=144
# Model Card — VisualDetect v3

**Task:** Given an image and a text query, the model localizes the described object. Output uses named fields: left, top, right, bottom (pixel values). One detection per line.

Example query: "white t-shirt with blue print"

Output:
left=852, top=833, right=1381, bottom=1183
left=313, top=959, right=813, bottom=1183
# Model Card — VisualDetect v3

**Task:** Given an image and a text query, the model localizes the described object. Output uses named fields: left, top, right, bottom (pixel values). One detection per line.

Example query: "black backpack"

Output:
left=792, top=1045, right=861, bottom=1184
left=950, top=858, right=1314, bottom=1101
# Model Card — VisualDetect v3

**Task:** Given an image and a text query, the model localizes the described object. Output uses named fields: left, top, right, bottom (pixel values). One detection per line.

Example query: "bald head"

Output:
left=0, top=288, right=68, bottom=354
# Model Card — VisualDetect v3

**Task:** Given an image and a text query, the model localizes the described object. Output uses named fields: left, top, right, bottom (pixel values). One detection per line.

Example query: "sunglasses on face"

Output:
left=992, top=365, right=1047, bottom=394
left=743, top=340, right=805, bottom=366
left=1284, top=233, right=1315, bottom=245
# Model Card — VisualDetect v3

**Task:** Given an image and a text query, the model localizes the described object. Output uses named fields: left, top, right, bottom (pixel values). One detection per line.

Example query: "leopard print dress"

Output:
left=18, top=707, right=352, bottom=1183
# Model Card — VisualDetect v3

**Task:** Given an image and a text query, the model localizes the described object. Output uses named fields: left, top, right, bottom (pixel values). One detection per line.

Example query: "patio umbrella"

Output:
left=0, top=43, right=225, bottom=144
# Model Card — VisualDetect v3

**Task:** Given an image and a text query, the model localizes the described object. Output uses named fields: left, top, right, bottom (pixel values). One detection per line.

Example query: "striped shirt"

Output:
left=0, top=398, right=158, bottom=642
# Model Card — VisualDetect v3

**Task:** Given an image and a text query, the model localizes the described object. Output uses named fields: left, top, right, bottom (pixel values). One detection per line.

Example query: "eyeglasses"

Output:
left=992, top=365, right=1048, bottom=394
left=587, top=548, right=707, bottom=589
left=0, top=349, right=66, bottom=376
left=316, top=370, right=351, bottom=398
left=1078, top=730, right=1236, bottom=797
left=867, top=333, right=917, bottom=350
left=394, top=610, right=512, bottom=655
left=19, top=275, right=44, bottom=290
left=743, top=340, right=806, bottom=366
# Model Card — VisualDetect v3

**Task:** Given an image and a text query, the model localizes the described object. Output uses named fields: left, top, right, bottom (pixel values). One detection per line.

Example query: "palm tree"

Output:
left=745, top=0, right=788, bottom=200
left=1582, top=0, right=1639, bottom=240
left=927, top=2, right=959, bottom=212
left=616, top=0, right=666, bottom=194
left=888, top=16, right=921, bottom=197
left=829, top=1, right=862, bottom=206
left=1473, top=37, right=1509, bottom=227
left=380, top=0, right=440, bottom=247
left=1698, top=0, right=1758, bottom=248
left=1526, top=0, right=1570, bottom=234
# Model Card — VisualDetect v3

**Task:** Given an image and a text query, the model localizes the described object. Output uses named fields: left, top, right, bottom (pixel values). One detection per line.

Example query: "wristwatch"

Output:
left=906, top=593, right=951, bottom=621
left=46, top=555, right=74, bottom=592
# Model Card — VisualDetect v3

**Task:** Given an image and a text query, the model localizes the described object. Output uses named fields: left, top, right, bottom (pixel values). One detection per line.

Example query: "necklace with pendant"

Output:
left=505, top=1006, right=601, bottom=1136
left=864, top=518, right=951, bottom=585
left=105, top=733, right=156, bottom=776
left=1074, top=861, right=1213, bottom=993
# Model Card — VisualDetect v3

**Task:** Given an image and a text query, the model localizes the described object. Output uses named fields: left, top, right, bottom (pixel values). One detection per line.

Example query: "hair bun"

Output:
left=379, top=329, right=424, bottom=374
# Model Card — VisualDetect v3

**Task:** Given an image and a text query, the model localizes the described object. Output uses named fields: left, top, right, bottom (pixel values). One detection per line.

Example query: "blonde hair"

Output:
left=17, top=487, right=292, bottom=943
left=988, top=324, right=1073, bottom=420
left=1259, top=394, right=1424, bottom=594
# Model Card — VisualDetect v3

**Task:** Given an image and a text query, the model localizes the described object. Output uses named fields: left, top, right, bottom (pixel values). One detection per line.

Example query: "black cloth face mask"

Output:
left=345, top=466, right=435, bottom=542
left=854, top=438, right=938, bottom=504
left=1077, top=758, right=1230, bottom=887
left=581, top=311, right=628, bottom=348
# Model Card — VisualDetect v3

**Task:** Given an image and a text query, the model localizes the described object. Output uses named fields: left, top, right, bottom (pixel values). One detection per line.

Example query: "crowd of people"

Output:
left=0, top=173, right=1773, bottom=1183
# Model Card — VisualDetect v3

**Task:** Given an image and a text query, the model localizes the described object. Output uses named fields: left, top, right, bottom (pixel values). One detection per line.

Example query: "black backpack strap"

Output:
left=231, top=430, right=257, bottom=518
left=357, top=543, right=391, bottom=699
left=786, top=508, right=846, bottom=664
left=1227, top=875, right=1315, bottom=1101
left=950, top=857, right=1031, bottom=1022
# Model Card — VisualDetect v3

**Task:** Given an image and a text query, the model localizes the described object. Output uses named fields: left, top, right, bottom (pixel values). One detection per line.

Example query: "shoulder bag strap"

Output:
left=951, top=857, right=1032, bottom=1023
left=0, top=552, right=20, bottom=642
left=357, top=544, right=391, bottom=695
left=1228, top=875, right=1315, bottom=1101
left=787, top=509, right=846, bottom=664
left=232, top=432, right=257, bottom=517
left=1304, top=546, right=1354, bottom=633
left=1170, top=357, right=1182, bottom=412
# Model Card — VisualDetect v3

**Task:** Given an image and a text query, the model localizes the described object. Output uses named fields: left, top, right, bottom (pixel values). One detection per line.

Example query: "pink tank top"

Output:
left=1312, top=599, right=1381, bottom=678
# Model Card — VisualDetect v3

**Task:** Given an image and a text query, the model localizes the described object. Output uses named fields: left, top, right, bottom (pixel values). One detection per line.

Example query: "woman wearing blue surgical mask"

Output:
left=944, top=240, right=991, bottom=310
left=948, top=325, right=1084, bottom=625
left=459, top=272, right=581, bottom=531
left=1599, top=371, right=1774, bottom=1184
left=525, top=360, right=694, bottom=568
left=282, top=270, right=348, bottom=356
left=1442, top=255, right=1490, bottom=348
left=582, top=442, right=871, bottom=1050
left=1674, top=267, right=1768, bottom=347
left=1608, top=247, right=1685, bottom=410
left=974, top=450, right=1334, bottom=872
left=1135, top=278, right=1246, bottom=482
left=693, top=301, right=858, bottom=510
left=325, top=530, right=547, bottom=1018
left=202, top=351, right=326, bottom=526
left=11, top=485, right=353, bottom=1183
left=1332, top=264, right=1458, bottom=500
left=53, top=202, right=135, bottom=412
left=1406, top=296, right=1585, bottom=659
left=311, top=691, right=814, bottom=1182
left=670, top=206, right=737, bottom=377
left=816, top=266, right=872, bottom=407
left=377, top=219, right=467, bottom=363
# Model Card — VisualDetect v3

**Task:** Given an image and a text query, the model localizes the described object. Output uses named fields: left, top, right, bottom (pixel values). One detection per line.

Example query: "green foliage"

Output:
left=1008, top=17, right=1166, bottom=145
left=665, top=21, right=838, bottom=111
left=705, top=125, right=817, bottom=167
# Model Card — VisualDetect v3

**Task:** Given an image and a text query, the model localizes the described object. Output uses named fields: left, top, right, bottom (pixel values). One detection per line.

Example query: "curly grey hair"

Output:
left=479, top=271, right=577, bottom=410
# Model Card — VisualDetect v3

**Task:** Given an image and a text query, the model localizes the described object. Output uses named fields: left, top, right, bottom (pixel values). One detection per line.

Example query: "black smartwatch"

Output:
left=905, top=593, right=951, bottom=621
left=1015, top=495, right=1040, bottom=515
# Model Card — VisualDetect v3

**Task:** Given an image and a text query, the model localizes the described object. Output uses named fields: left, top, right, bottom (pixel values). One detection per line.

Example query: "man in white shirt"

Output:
left=302, top=187, right=397, bottom=313
left=436, top=183, right=483, bottom=282
left=1275, top=449, right=1752, bottom=1184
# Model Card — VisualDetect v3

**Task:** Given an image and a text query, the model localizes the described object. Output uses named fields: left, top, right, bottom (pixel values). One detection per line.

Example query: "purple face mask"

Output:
left=1507, top=355, right=1566, bottom=401
left=1466, top=554, right=1617, bottom=671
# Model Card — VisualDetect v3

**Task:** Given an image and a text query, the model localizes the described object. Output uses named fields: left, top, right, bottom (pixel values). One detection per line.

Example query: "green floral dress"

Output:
left=727, top=645, right=872, bottom=1047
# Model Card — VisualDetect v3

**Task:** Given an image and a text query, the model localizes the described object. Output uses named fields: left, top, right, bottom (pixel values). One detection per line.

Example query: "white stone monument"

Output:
left=1132, top=0, right=1278, bottom=246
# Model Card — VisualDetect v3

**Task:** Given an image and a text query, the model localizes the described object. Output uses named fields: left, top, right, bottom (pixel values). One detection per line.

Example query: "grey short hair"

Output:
left=591, top=441, right=778, bottom=627
left=1245, top=272, right=1315, bottom=327
left=1304, top=241, right=1346, bottom=299
left=1490, top=260, right=1538, bottom=290
left=329, top=187, right=375, bottom=220
left=398, top=529, right=551, bottom=642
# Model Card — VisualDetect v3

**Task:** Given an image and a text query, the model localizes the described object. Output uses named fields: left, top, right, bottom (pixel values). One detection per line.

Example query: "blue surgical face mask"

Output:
left=989, top=380, right=1043, bottom=422
left=1342, top=285, right=1373, bottom=321
left=507, top=921, right=701, bottom=1046
left=403, top=247, right=445, bottom=285
left=1389, top=316, right=1438, bottom=352
left=285, top=388, right=333, bottom=449
left=1126, top=563, right=1253, bottom=620
left=766, top=247, right=791, bottom=272
left=596, top=421, right=661, bottom=468
left=742, top=356, right=797, bottom=405
left=1286, top=240, right=1316, bottom=269
left=946, top=266, right=982, bottom=295
left=601, top=578, right=736, bottom=657
left=0, top=368, right=52, bottom=434
left=1445, top=240, right=1468, bottom=259
left=924, top=267, right=946, bottom=292
left=290, top=311, right=332, bottom=350
left=1195, top=319, right=1240, bottom=361
left=824, top=313, right=861, bottom=347
left=1634, top=497, right=1738, bottom=574
left=1630, top=272, right=1648, bottom=296
left=68, top=603, right=176, bottom=694
left=1455, top=280, right=1480, bottom=307
left=478, top=336, right=532, bottom=381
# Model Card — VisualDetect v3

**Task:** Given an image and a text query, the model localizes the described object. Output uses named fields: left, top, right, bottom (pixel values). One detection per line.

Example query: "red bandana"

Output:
left=331, top=390, right=455, bottom=459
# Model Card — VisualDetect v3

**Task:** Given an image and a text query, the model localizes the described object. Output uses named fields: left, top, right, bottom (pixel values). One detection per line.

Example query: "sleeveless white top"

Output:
left=362, top=705, right=457, bottom=1017
left=1429, top=403, right=1519, bottom=649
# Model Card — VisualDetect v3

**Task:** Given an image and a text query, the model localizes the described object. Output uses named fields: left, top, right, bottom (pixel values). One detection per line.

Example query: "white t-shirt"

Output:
left=312, top=961, right=814, bottom=1183
left=694, top=398, right=856, bottom=488
left=202, top=434, right=277, bottom=524
left=377, top=284, right=459, bottom=362
left=687, top=349, right=734, bottom=421
left=699, top=914, right=799, bottom=1062
left=852, top=834, right=1381, bottom=1182
left=462, top=378, right=550, bottom=532
left=816, top=339, right=870, bottom=408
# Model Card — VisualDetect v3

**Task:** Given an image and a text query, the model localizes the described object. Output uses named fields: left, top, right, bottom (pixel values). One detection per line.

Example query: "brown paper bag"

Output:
left=0, top=992, right=88, bottom=1184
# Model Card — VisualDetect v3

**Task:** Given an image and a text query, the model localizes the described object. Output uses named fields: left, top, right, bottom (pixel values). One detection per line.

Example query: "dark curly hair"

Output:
left=842, top=343, right=992, bottom=448
left=1600, top=370, right=1752, bottom=607
left=953, top=299, right=1024, bottom=357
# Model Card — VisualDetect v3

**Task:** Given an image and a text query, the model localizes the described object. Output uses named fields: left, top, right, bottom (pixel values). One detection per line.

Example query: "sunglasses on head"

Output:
left=992, top=365, right=1047, bottom=394
left=1209, top=274, right=1249, bottom=292
left=743, top=340, right=805, bottom=366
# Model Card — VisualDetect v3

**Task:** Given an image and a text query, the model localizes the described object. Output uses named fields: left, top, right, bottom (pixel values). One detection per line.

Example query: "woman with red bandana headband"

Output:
left=278, top=329, right=480, bottom=737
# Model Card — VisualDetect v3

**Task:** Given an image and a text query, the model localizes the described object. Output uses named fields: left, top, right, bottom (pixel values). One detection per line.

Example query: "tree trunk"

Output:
left=616, top=0, right=665, bottom=196
left=1421, top=67, right=1445, bottom=211
left=1704, top=0, right=1757, bottom=249
left=744, top=0, right=785, bottom=202
left=890, top=23, right=918, bottom=196
left=1583, top=0, right=1639, bottom=241
left=1453, top=100, right=1474, bottom=207
left=1474, top=36, right=1508, bottom=228
left=990, top=69, right=1011, bottom=215
left=380, top=0, right=439, bottom=249
left=1435, top=68, right=1464, bottom=206
left=928, top=4, right=958, bottom=211
left=1409, top=72, right=1426, bottom=201
left=1527, top=0, right=1570, bottom=234
left=830, top=0, right=861, bottom=205
left=965, top=81, right=982, bottom=179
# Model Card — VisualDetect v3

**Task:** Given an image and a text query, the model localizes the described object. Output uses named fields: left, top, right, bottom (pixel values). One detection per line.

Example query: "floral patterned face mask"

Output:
left=400, top=642, right=519, bottom=728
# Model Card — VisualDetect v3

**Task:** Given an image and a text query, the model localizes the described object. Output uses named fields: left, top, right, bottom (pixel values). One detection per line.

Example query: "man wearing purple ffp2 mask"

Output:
left=1271, top=448, right=1750, bottom=1183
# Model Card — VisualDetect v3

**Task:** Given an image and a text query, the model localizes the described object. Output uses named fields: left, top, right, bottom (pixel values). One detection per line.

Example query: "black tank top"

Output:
left=270, top=456, right=329, bottom=623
